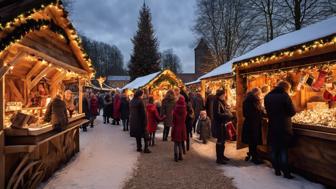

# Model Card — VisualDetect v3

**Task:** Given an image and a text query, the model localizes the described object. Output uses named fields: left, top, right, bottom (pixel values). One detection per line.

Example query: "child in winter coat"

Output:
left=146, top=96, right=165, bottom=146
left=196, top=110, right=211, bottom=144
left=172, top=96, right=187, bottom=162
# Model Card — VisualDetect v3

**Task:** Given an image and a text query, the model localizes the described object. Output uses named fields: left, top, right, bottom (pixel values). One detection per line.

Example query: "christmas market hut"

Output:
left=122, top=69, right=185, bottom=100
left=185, top=79, right=201, bottom=93
left=198, top=60, right=236, bottom=108
left=0, top=0, right=94, bottom=188
left=234, top=16, right=336, bottom=186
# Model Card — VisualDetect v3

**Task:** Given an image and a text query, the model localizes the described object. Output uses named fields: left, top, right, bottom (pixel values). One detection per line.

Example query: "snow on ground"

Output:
left=40, top=116, right=139, bottom=189
left=192, top=139, right=326, bottom=189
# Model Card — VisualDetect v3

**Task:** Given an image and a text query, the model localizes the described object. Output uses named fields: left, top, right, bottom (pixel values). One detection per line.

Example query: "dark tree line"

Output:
left=160, top=49, right=182, bottom=74
left=81, top=36, right=127, bottom=77
left=193, top=0, right=336, bottom=71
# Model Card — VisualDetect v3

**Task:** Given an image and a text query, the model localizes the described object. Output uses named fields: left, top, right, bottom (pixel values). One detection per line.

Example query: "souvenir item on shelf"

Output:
left=297, top=73, right=309, bottom=91
left=312, top=70, right=327, bottom=91
left=305, top=75, right=315, bottom=86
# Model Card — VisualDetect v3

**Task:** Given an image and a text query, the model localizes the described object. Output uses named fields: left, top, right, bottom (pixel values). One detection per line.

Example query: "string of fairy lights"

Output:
left=233, top=35, right=336, bottom=71
left=0, top=0, right=95, bottom=76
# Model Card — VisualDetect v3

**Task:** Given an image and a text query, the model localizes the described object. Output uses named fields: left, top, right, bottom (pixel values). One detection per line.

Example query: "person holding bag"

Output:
left=212, top=89, right=234, bottom=165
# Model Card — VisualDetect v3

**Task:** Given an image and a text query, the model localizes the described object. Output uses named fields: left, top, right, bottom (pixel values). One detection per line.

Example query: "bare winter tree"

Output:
left=160, top=49, right=182, bottom=73
left=193, top=0, right=258, bottom=69
left=277, top=0, right=336, bottom=30
left=247, top=0, right=279, bottom=42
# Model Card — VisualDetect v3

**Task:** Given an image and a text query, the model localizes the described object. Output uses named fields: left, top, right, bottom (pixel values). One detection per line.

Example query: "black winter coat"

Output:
left=205, top=94, right=216, bottom=120
left=185, top=101, right=195, bottom=133
left=242, top=94, right=264, bottom=145
left=264, top=87, right=296, bottom=148
left=120, top=96, right=130, bottom=120
left=82, top=97, right=90, bottom=119
left=44, top=96, right=68, bottom=130
left=103, top=97, right=113, bottom=117
left=212, top=97, right=233, bottom=140
left=129, top=97, right=147, bottom=138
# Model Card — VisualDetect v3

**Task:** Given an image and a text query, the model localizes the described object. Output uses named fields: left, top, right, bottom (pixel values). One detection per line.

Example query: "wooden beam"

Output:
left=0, top=76, right=5, bottom=130
left=15, top=44, right=88, bottom=75
left=0, top=131, right=4, bottom=189
left=0, top=52, right=24, bottom=79
left=26, top=62, right=44, bottom=80
left=29, top=65, right=52, bottom=91
left=78, top=79, right=83, bottom=113
left=8, top=80, right=24, bottom=102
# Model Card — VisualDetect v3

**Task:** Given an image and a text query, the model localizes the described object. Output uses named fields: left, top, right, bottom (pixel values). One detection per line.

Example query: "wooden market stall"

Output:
left=234, top=17, right=336, bottom=186
left=122, top=69, right=185, bottom=101
left=199, top=61, right=236, bottom=108
left=185, top=79, right=201, bottom=93
left=0, top=0, right=94, bottom=188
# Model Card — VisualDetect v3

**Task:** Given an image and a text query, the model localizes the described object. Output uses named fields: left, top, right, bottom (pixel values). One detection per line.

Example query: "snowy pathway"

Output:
left=193, top=140, right=326, bottom=189
left=40, top=116, right=138, bottom=189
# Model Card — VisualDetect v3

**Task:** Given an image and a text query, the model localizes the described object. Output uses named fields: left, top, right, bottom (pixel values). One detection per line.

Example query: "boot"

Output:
left=216, top=144, right=226, bottom=164
left=174, top=153, right=178, bottom=162
left=182, top=143, right=186, bottom=154
left=275, top=170, right=281, bottom=176
left=82, top=126, right=87, bottom=132
left=186, top=139, right=190, bottom=151
left=143, top=148, right=151, bottom=153
left=179, top=153, right=183, bottom=160
left=222, top=145, right=230, bottom=161
left=284, top=173, right=294, bottom=179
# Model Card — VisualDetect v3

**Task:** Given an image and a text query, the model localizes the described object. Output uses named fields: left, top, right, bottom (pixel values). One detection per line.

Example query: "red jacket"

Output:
left=90, top=96, right=99, bottom=116
left=146, top=103, right=165, bottom=133
left=113, top=94, right=121, bottom=119
left=172, top=96, right=187, bottom=142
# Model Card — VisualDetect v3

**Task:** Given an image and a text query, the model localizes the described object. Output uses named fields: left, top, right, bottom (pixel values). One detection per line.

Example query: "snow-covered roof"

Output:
left=199, top=60, right=233, bottom=80
left=198, top=16, right=336, bottom=80
left=185, top=79, right=200, bottom=86
left=122, top=71, right=161, bottom=90
left=233, top=16, right=336, bottom=64
left=107, top=75, right=130, bottom=81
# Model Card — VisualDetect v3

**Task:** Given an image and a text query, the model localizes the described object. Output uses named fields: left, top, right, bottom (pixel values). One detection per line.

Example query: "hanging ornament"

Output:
left=306, top=75, right=315, bottom=86
left=312, top=70, right=327, bottom=91
left=297, top=73, right=309, bottom=91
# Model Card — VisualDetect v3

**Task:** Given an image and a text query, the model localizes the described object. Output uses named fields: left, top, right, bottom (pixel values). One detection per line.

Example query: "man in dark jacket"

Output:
left=192, top=91, right=204, bottom=133
left=264, top=81, right=296, bottom=179
left=129, top=90, right=150, bottom=153
left=213, top=89, right=234, bottom=164
left=120, top=92, right=130, bottom=131
left=205, top=90, right=216, bottom=137
left=44, top=93, right=68, bottom=132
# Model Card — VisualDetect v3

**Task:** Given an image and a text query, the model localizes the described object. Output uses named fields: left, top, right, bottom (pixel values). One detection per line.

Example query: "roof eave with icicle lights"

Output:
left=122, top=69, right=185, bottom=90
left=0, top=0, right=95, bottom=78
left=233, top=16, right=336, bottom=71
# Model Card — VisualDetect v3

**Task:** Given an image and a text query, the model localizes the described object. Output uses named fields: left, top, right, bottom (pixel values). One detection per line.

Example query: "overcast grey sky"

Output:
left=69, top=0, right=197, bottom=73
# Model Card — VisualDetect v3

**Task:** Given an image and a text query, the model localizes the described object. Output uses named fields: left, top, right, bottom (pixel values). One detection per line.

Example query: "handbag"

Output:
left=226, top=121, right=236, bottom=141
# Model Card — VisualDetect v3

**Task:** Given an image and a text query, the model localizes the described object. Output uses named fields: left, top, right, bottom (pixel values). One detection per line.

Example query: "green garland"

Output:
left=0, top=19, right=69, bottom=51
left=151, top=74, right=179, bottom=89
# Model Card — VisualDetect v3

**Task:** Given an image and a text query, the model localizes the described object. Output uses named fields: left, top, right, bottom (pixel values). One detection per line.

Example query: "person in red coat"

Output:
left=172, top=95, right=187, bottom=162
left=146, top=96, right=165, bottom=146
left=90, top=93, right=99, bottom=128
left=112, top=93, right=121, bottom=125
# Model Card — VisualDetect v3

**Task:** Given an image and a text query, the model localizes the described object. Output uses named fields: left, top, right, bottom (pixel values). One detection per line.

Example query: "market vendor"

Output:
left=37, top=83, right=49, bottom=107
left=44, top=92, right=68, bottom=132
left=64, top=90, right=75, bottom=117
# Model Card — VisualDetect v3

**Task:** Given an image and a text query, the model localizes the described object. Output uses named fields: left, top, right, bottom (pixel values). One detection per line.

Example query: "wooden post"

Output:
left=235, top=70, right=246, bottom=149
left=0, top=76, right=5, bottom=189
left=78, top=79, right=83, bottom=114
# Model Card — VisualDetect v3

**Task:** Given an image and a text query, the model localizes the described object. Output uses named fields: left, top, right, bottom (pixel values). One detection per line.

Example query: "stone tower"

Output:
left=194, top=38, right=213, bottom=77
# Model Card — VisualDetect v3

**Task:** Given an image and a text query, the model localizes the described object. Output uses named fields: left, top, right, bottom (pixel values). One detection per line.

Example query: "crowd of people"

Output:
left=43, top=80, right=297, bottom=180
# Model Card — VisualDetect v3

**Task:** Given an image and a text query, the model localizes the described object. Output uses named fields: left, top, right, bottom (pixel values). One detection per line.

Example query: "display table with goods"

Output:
left=233, top=17, right=336, bottom=187
left=0, top=1, right=94, bottom=188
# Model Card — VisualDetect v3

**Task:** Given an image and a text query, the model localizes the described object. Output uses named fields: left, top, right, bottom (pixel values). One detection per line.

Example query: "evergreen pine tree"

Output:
left=128, top=3, right=161, bottom=81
